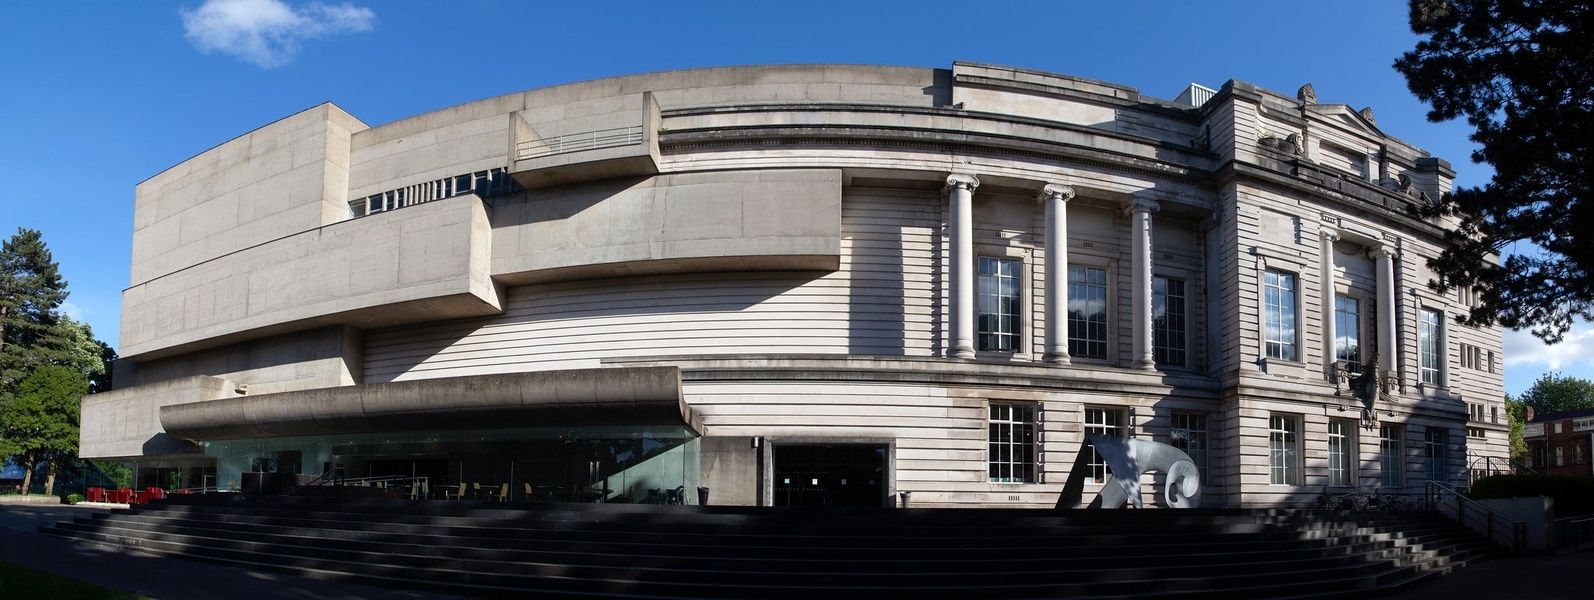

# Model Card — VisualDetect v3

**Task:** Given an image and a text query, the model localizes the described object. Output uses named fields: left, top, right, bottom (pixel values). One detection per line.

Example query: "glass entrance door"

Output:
left=773, top=444, right=887, bottom=507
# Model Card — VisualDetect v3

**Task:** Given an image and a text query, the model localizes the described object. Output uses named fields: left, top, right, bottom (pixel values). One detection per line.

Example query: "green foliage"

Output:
left=64, top=493, right=83, bottom=504
left=1469, top=474, right=1594, bottom=517
left=95, top=462, right=133, bottom=489
left=1505, top=394, right=1528, bottom=461
left=0, top=228, right=71, bottom=395
left=0, top=366, right=86, bottom=464
left=1518, top=372, right=1594, bottom=414
left=1395, top=0, right=1594, bottom=343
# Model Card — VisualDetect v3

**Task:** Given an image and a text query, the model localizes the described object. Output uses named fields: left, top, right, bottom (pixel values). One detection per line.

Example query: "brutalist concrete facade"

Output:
left=86, top=62, right=1506, bottom=507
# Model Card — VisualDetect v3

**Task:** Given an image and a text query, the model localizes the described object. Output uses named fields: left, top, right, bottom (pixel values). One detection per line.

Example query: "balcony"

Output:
left=509, top=92, right=660, bottom=188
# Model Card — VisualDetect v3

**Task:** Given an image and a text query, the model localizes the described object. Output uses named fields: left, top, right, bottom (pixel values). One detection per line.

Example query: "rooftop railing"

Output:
left=515, top=125, right=645, bottom=161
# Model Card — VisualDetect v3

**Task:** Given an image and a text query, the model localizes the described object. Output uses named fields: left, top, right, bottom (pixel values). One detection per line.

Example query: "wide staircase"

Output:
left=41, top=495, right=1496, bottom=599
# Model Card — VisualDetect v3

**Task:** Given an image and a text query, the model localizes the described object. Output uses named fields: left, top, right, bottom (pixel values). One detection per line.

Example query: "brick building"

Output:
left=1524, top=408, right=1594, bottom=476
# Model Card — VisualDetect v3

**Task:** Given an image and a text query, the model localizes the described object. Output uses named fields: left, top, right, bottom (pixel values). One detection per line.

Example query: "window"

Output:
left=1263, top=270, right=1298, bottom=361
left=1487, top=350, right=1496, bottom=373
left=1068, top=266, right=1109, bottom=359
left=1468, top=427, right=1486, bottom=439
left=988, top=403, right=1037, bottom=483
left=1269, top=414, right=1301, bottom=485
left=1579, top=444, right=1588, bottom=465
left=1556, top=446, right=1565, bottom=467
left=1334, top=295, right=1361, bottom=373
left=1419, top=308, right=1444, bottom=386
left=1328, top=419, right=1358, bottom=486
left=977, top=257, right=1023, bottom=352
left=1153, top=277, right=1187, bottom=366
left=1424, top=428, right=1448, bottom=483
left=1084, top=407, right=1127, bottom=483
left=1169, top=413, right=1208, bottom=474
left=1491, top=406, right=1499, bottom=424
left=1380, top=425, right=1404, bottom=487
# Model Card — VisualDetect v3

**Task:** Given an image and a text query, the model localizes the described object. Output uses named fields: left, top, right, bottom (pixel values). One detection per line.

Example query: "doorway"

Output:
left=773, top=443, right=888, bottom=507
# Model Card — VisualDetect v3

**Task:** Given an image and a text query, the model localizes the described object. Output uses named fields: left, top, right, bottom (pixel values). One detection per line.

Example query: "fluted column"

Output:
left=1375, top=245, right=1397, bottom=375
left=1039, top=184, right=1075, bottom=364
left=1125, top=198, right=1160, bottom=370
left=1320, top=229, right=1340, bottom=378
left=947, top=173, right=980, bottom=359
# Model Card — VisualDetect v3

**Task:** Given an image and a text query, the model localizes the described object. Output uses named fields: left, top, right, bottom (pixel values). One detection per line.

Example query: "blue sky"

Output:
left=0, top=0, right=1583, bottom=395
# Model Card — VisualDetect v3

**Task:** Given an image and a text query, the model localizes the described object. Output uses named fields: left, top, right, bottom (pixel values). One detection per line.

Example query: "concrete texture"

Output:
left=159, top=366, right=694, bottom=441
left=120, top=195, right=499, bottom=360
left=491, top=168, right=842, bottom=284
left=80, top=375, right=236, bottom=460
left=698, top=436, right=758, bottom=506
left=0, top=504, right=456, bottom=599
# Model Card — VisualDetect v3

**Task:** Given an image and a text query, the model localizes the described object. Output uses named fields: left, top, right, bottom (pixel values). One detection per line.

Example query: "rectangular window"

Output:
left=1328, top=419, right=1358, bottom=486
left=988, top=403, right=1037, bottom=483
left=1556, top=446, right=1565, bottom=467
left=1084, top=407, right=1126, bottom=484
left=1153, top=276, right=1187, bottom=366
left=1170, top=412, right=1208, bottom=474
left=1420, top=308, right=1444, bottom=386
left=1487, top=350, right=1496, bottom=373
left=1263, top=270, right=1298, bottom=361
left=977, top=257, right=1023, bottom=352
left=1068, top=266, right=1109, bottom=359
left=1269, top=414, right=1301, bottom=485
left=1424, top=428, right=1448, bottom=483
left=1380, top=425, right=1405, bottom=487
left=1334, top=295, right=1361, bottom=373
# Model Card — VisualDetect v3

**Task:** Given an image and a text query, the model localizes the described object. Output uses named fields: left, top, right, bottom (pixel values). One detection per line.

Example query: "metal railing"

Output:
left=1556, top=515, right=1594, bottom=552
left=288, top=467, right=344, bottom=496
left=1468, top=455, right=1536, bottom=482
left=515, top=125, right=644, bottom=160
left=1426, top=480, right=1527, bottom=553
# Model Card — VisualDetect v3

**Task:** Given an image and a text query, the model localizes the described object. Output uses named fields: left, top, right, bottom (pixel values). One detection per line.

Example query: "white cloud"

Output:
left=60, top=302, right=85, bottom=322
left=180, top=0, right=375, bottom=68
left=1504, top=321, right=1594, bottom=371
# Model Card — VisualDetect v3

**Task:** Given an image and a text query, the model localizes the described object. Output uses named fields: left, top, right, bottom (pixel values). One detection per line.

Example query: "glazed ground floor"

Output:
left=89, top=365, right=1508, bottom=508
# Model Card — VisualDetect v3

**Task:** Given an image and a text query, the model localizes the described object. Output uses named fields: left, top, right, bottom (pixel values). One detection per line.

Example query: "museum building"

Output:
left=80, top=62, right=1508, bottom=507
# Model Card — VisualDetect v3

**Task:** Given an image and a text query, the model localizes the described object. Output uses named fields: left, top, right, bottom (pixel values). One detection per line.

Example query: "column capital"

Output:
left=1037, top=183, right=1076, bottom=203
left=945, top=173, right=981, bottom=192
left=1319, top=228, right=1341, bottom=243
left=1121, top=198, right=1161, bottom=216
left=1372, top=244, right=1397, bottom=259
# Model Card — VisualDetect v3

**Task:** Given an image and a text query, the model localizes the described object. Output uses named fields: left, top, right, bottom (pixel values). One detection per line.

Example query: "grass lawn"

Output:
left=0, top=561, right=153, bottom=600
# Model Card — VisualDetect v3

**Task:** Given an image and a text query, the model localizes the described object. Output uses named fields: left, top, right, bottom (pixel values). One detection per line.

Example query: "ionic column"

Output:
left=1320, top=229, right=1340, bottom=377
left=947, top=173, right=980, bottom=359
left=1125, top=198, right=1160, bottom=370
left=1375, top=245, right=1397, bottom=374
left=1039, top=184, right=1075, bottom=364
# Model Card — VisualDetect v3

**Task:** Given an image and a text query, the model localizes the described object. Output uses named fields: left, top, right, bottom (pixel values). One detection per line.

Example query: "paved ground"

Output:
left=5, top=503, right=1590, bottom=599
left=0, top=504, right=460, bottom=600
left=1387, top=551, right=1594, bottom=599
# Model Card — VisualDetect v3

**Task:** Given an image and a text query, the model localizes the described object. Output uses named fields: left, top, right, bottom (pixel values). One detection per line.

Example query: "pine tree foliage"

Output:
left=1394, top=0, right=1594, bottom=342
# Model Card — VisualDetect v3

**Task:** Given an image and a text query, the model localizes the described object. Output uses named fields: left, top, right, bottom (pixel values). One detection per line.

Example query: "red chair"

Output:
left=145, top=487, right=166, bottom=501
left=86, top=487, right=107, bottom=503
left=114, top=487, right=133, bottom=504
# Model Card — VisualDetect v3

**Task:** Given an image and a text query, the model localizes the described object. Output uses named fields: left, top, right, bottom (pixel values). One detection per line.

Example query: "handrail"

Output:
left=1427, top=480, right=1526, bottom=553
left=515, top=125, right=645, bottom=160
left=1554, top=515, right=1594, bottom=552
left=1468, top=455, right=1536, bottom=478
left=288, top=467, right=344, bottom=496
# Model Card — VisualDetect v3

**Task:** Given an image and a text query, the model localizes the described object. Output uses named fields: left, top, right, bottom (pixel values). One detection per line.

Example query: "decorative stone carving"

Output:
left=1259, top=133, right=1302, bottom=155
left=1037, top=183, right=1076, bottom=204
left=1058, top=437, right=1203, bottom=509
left=1121, top=198, right=1161, bottom=216
left=944, top=172, right=980, bottom=192
left=1297, top=83, right=1317, bottom=104
left=1360, top=107, right=1377, bottom=125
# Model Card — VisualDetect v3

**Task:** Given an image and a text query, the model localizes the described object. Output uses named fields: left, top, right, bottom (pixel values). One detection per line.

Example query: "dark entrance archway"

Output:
left=773, top=443, right=887, bottom=507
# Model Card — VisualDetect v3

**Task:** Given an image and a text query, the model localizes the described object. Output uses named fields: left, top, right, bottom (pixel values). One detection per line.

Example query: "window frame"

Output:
left=1268, top=413, right=1302, bottom=486
left=1333, top=293, right=1363, bottom=373
left=1328, top=419, right=1359, bottom=487
left=1169, top=412, right=1208, bottom=475
left=1379, top=424, right=1405, bottom=488
left=1419, top=307, right=1445, bottom=387
left=1424, top=428, right=1449, bottom=484
left=1067, top=264, right=1111, bottom=360
left=976, top=256, right=1025, bottom=354
left=1262, top=269, right=1300, bottom=363
left=987, top=401, right=1039, bottom=484
left=1083, top=407, right=1128, bottom=484
left=1152, top=275, right=1188, bottom=367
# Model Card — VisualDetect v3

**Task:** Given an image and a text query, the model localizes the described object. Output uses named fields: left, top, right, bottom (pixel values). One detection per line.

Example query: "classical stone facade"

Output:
left=82, top=62, right=1506, bottom=507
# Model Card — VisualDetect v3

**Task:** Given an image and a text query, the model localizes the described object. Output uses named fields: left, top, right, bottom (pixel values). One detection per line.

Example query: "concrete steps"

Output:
left=41, top=496, right=1497, bottom=598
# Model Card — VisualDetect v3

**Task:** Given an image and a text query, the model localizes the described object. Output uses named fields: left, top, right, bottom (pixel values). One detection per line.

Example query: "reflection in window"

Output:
left=1068, top=266, right=1108, bottom=358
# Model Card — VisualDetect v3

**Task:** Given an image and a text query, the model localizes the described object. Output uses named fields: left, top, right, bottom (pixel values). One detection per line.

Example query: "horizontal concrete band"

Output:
left=158, top=366, right=696, bottom=441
